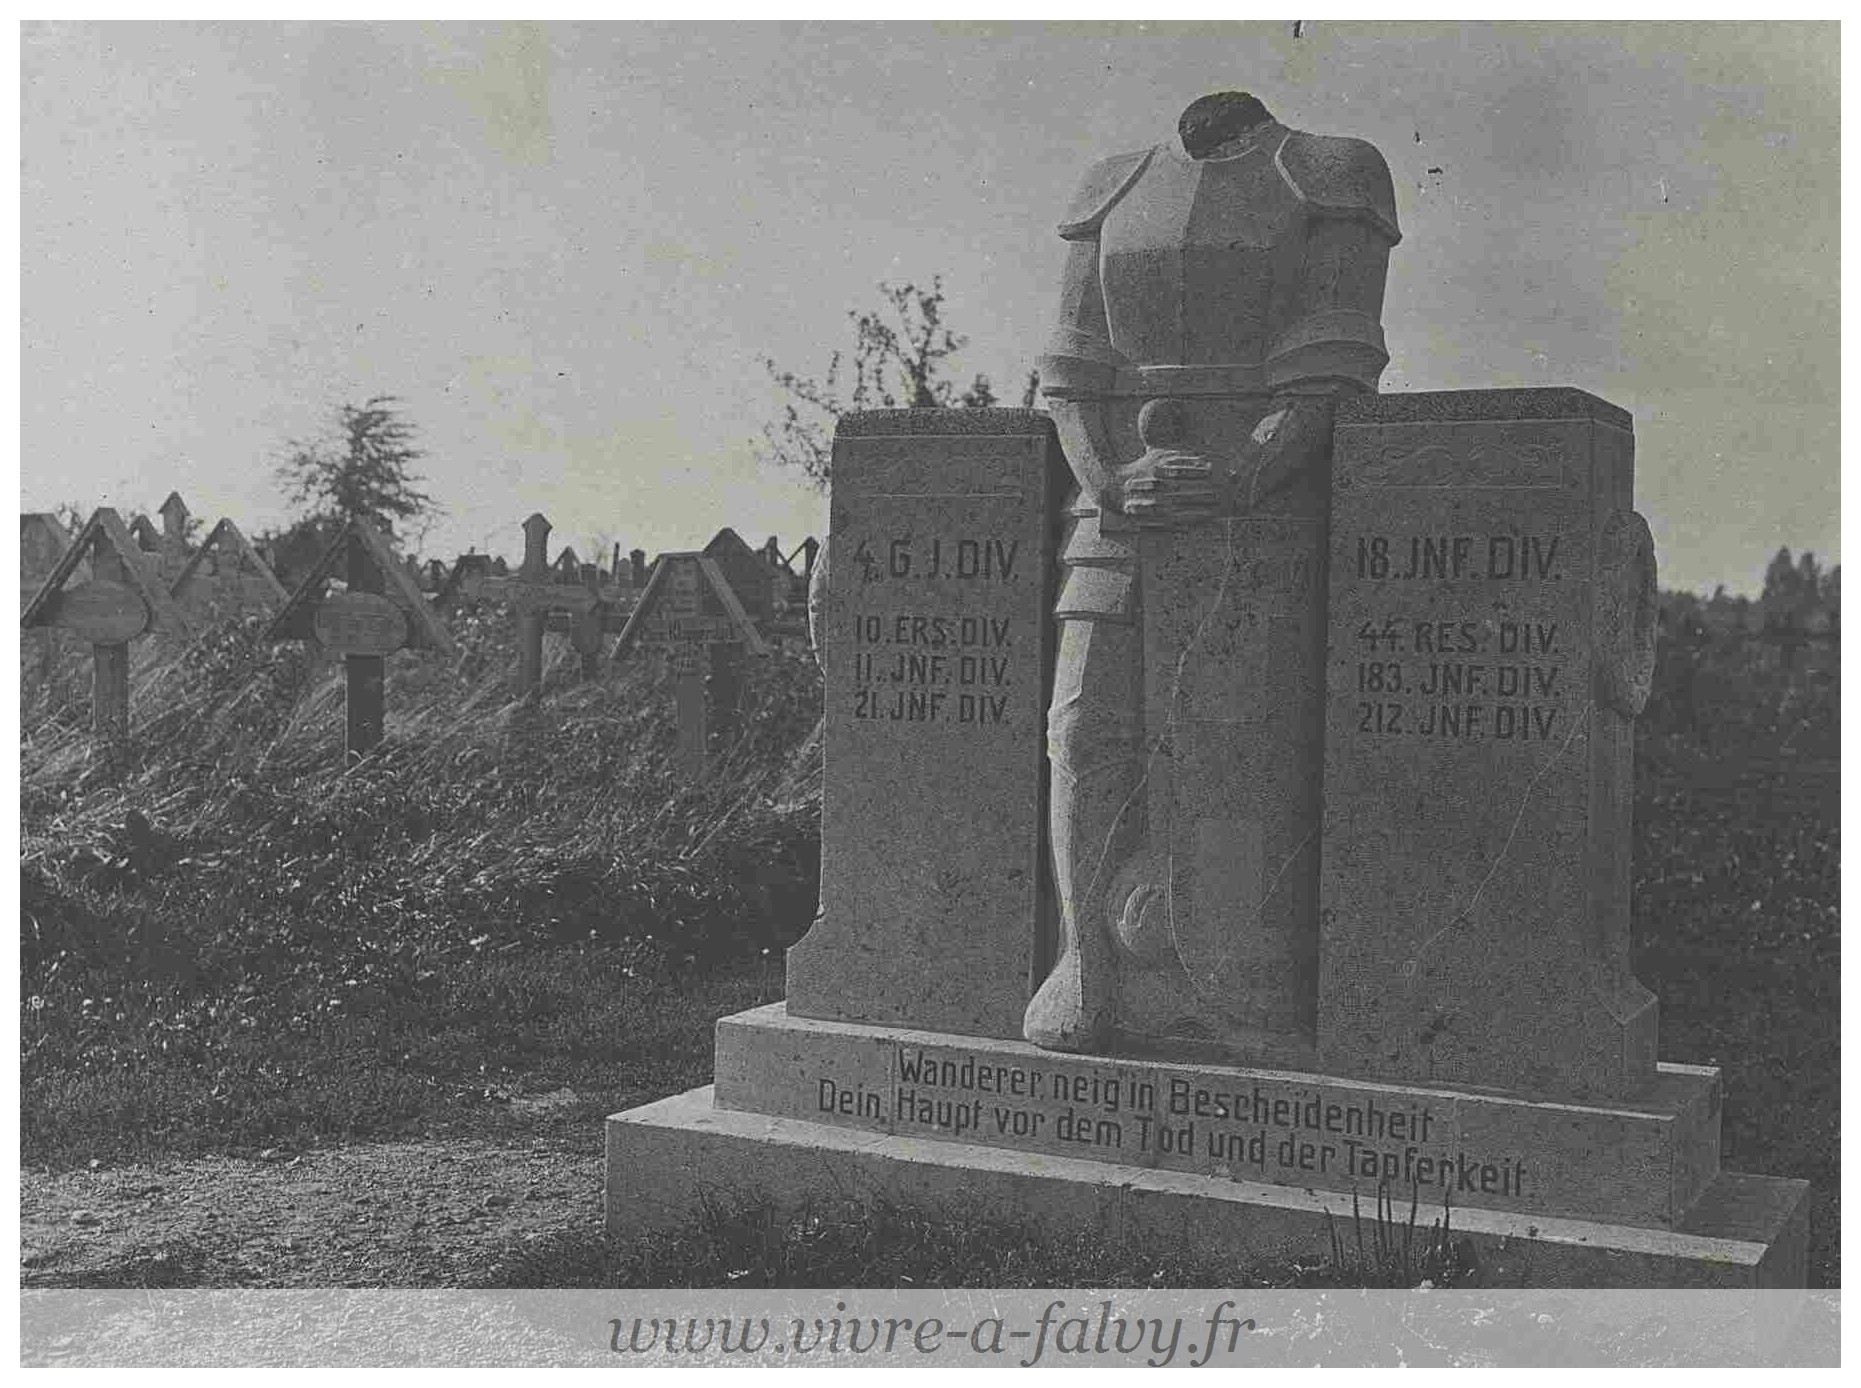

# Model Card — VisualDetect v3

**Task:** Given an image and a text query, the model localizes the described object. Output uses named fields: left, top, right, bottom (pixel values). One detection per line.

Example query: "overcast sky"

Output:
left=20, top=21, right=1838, bottom=594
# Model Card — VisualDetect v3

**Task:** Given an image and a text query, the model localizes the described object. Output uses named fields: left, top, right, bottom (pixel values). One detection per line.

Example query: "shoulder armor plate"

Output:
left=1277, top=132, right=1401, bottom=243
left=1057, top=147, right=1156, bottom=241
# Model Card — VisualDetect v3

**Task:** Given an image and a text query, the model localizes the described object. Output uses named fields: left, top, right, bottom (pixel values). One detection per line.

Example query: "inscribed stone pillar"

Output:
left=786, top=409, right=1066, bottom=1039
left=1116, top=509, right=1326, bottom=1055
left=1318, top=388, right=1660, bottom=1100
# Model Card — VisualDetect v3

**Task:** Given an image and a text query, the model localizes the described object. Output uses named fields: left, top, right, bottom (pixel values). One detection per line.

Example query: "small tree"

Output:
left=1762, top=546, right=1819, bottom=670
left=277, top=396, right=436, bottom=546
left=758, top=277, right=1039, bottom=489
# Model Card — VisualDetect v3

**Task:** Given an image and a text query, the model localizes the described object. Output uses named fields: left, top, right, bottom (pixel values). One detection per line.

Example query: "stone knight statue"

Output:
left=1028, top=91, right=1401, bottom=1055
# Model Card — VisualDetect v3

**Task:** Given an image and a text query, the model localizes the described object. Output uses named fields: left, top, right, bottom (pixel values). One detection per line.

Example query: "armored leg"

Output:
left=1025, top=608, right=1145, bottom=1051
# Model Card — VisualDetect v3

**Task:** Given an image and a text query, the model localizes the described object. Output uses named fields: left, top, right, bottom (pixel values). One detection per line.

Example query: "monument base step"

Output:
left=713, top=1003, right=1722, bottom=1231
left=606, top=1087, right=1809, bottom=1289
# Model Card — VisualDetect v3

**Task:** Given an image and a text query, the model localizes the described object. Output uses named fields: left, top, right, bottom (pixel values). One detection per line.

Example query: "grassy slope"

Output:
left=18, top=608, right=1839, bottom=1286
left=21, top=610, right=819, bottom=1162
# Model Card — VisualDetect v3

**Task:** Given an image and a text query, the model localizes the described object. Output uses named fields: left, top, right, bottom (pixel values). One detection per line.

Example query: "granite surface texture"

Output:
left=713, top=1003, right=1719, bottom=1229
left=1319, top=392, right=1659, bottom=1099
left=785, top=411, right=1067, bottom=1038
left=608, top=1085, right=1808, bottom=1288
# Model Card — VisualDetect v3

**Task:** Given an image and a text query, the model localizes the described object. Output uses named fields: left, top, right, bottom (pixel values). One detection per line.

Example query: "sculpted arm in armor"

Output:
left=1240, top=132, right=1402, bottom=506
left=1037, top=150, right=1148, bottom=512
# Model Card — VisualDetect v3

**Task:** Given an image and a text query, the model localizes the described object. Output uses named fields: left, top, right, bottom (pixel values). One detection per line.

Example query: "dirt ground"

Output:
left=21, top=1134, right=603, bottom=1289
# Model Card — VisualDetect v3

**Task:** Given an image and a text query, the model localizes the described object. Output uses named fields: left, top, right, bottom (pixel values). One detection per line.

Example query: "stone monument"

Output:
left=607, top=92, right=1808, bottom=1286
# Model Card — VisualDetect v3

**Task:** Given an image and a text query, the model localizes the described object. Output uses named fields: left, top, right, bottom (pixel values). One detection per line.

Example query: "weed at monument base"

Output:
left=1317, top=1183, right=1474, bottom=1289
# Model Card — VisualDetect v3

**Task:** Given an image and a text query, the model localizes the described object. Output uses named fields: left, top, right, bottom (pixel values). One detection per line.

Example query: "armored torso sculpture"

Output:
left=1029, top=91, right=1401, bottom=1057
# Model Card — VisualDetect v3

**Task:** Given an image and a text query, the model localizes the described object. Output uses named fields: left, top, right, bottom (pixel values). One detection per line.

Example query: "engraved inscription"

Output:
left=811, top=1047, right=1532, bottom=1199
left=49, top=582, right=149, bottom=643
left=842, top=530, right=1027, bottom=730
left=1343, top=530, right=1571, bottom=743
left=1352, top=533, right=1563, bottom=582
left=314, top=591, right=407, bottom=656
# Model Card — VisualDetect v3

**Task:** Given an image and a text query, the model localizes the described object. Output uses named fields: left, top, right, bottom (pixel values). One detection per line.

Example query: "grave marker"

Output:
left=128, top=513, right=161, bottom=553
left=155, top=492, right=194, bottom=583
left=703, top=527, right=776, bottom=631
left=478, top=513, right=607, bottom=694
left=20, top=512, right=73, bottom=592
left=432, top=553, right=493, bottom=612
left=169, top=518, right=289, bottom=623
left=613, top=550, right=768, bottom=773
left=21, top=507, right=193, bottom=740
left=20, top=513, right=75, bottom=689
left=751, top=534, right=821, bottom=641
left=266, top=516, right=455, bottom=758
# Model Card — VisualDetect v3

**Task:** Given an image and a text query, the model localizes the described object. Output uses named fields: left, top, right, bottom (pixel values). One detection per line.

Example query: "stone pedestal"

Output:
left=786, top=410, right=1068, bottom=1039
left=607, top=1005, right=1809, bottom=1288
left=1319, top=390, right=1659, bottom=1099
left=1122, top=514, right=1326, bottom=1047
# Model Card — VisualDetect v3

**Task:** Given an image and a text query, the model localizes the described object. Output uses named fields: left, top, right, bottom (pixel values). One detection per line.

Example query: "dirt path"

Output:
left=21, top=1136, right=604, bottom=1288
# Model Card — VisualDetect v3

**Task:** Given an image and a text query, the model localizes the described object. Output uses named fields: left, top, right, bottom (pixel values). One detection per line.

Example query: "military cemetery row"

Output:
left=21, top=494, right=818, bottom=764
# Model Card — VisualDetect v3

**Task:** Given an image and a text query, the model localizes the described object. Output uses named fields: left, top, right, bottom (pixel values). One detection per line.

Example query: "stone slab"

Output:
left=1127, top=513, right=1326, bottom=1045
left=711, top=1003, right=1720, bottom=1231
left=1320, top=388, right=1657, bottom=1100
left=606, top=1087, right=1808, bottom=1289
left=786, top=409, right=1067, bottom=1039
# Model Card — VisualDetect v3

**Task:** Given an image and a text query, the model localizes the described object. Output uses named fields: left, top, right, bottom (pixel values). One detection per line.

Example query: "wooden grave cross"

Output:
left=701, top=527, right=779, bottom=634
left=613, top=551, right=769, bottom=774
left=155, top=492, right=196, bottom=584
left=20, top=512, right=75, bottom=688
left=265, top=516, right=455, bottom=759
left=169, top=517, right=289, bottom=623
left=765, top=534, right=821, bottom=640
left=21, top=507, right=194, bottom=741
left=20, top=512, right=73, bottom=591
left=479, top=514, right=608, bottom=691
left=127, top=513, right=162, bottom=555
left=432, top=553, right=492, bottom=613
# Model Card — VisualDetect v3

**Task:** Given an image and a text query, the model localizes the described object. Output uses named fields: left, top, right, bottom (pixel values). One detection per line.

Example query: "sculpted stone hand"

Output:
left=1113, top=396, right=1338, bottom=528
left=1119, top=451, right=1221, bottom=525
left=1235, top=397, right=1337, bottom=510
left=1114, top=400, right=1226, bottom=527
